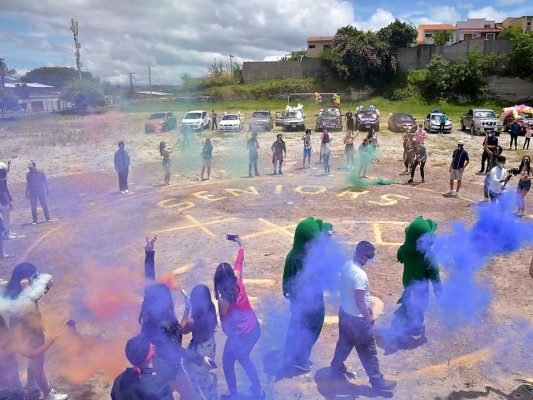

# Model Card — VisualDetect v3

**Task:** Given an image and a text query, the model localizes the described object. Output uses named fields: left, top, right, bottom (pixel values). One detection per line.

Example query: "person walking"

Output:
left=271, top=134, right=286, bottom=175
left=302, top=129, right=312, bottom=169
left=343, top=131, right=357, bottom=169
left=200, top=138, right=213, bottom=181
left=211, top=110, right=218, bottom=130
left=321, top=131, right=332, bottom=174
left=414, top=124, right=427, bottom=146
left=159, top=141, right=173, bottom=186
left=114, top=141, right=130, bottom=193
left=523, top=126, right=531, bottom=150
left=330, top=241, right=397, bottom=392
left=446, top=140, right=469, bottom=197
left=26, top=161, right=51, bottom=225
left=408, top=141, right=427, bottom=183
left=479, top=129, right=498, bottom=173
left=246, top=133, right=260, bottom=177
left=0, top=161, right=16, bottom=239
left=214, top=236, right=265, bottom=400
left=510, top=120, right=521, bottom=150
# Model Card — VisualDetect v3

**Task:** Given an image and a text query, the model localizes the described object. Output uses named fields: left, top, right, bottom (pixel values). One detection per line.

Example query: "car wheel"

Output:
left=470, top=125, right=475, bottom=135
left=375, top=124, right=380, bottom=132
left=461, top=121, right=465, bottom=131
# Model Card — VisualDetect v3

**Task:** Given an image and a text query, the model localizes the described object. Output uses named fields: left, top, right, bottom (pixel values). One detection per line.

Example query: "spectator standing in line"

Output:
left=211, top=110, right=218, bottom=130
left=246, top=132, right=260, bottom=177
left=343, top=131, right=357, bottom=169
left=26, top=161, right=51, bottom=225
left=159, top=141, right=173, bottom=186
left=446, top=140, right=469, bottom=197
left=439, top=114, right=447, bottom=134
left=510, top=120, right=521, bottom=150
left=321, top=131, right=332, bottom=175
left=271, top=134, right=286, bottom=175
left=330, top=241, right=397, bottom=392
left=200, top=138, right=213, bottom=181
left=110, top=335, right=173, bottom=400
left=488, top=155, right=507, bottom=202
left=479, top=129, right=498, bottom=174
left=415, top=124, right=427, bottom=145
left=408, top=141, right=427, bottom=184
left=114, top=141, right=130, bottom=194
left=214, top=236, right=265, bottom=400
left=302, top=129, right=313, bottom=169
left=0, top=161, right=16, bottom=239
left=523, top=126, right=531, bottom=150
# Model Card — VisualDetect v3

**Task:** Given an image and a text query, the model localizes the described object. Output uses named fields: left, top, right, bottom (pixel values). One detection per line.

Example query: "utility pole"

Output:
left=229, top=54, right=234, bottom=81
left=148, top=66, right=152, bottom=97
left=129, top=72, right=135, bottom=90
left=70, top=19, right=82, bottom=80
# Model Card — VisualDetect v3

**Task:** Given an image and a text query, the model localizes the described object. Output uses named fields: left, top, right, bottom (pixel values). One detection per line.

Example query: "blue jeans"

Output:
left=323, top=153, right=330, bottom=173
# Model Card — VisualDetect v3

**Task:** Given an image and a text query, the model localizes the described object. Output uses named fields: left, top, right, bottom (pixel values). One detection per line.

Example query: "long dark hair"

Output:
left=139, top=284, right=181, bottom=342
left=159, top=141, right=166, bottom=156
left=5, top=263, right=38, bottom=299
left=214, top=263, right=239, bottom=304
left=519, top=155, right=531, bottom=174
left=189, top=285, right=217, bottom=340
left=322, top=132, right=330, bottom=143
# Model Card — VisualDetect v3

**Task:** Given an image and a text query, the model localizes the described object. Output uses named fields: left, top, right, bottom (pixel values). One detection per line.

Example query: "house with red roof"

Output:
left=416, top=24, right=457, bottom=45
left=455, top=18, right=499, bottom=41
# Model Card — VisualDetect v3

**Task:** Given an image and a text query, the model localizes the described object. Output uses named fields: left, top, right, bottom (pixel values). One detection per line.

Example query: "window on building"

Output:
left=425, top=33, right=433, bottom=38
left=486, top=33, right=495, bottom=40
left=484, top=24, right=491, bottom=28
left=323, top=44, right=331, bottom=49
left=309, top=44, right=316, bottom=48
left=464, top=34, right=473, bottom=40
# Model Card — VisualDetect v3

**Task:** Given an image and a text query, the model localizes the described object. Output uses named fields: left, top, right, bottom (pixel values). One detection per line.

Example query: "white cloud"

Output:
left=355, top=8, right=396, bottom=31
left=467, top=6, right=507, bottom=22
left=405, top=6, right=461, bottom=27
left=1, top=0, right=357, bottom=84
left=497, top=0, right=524, bottom=5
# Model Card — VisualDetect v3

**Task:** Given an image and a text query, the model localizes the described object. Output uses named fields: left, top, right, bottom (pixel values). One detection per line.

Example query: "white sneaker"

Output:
left=120, top=190, right=125, bottom=194
left=124, top=189, right=129, bottom=193
left=446, top=189, right=453, bottom=195
left=516, top=210, right=525, bottom=217
left=451, top=191, right=459, bottom=197
left=44, top=389, right=68, bottom=400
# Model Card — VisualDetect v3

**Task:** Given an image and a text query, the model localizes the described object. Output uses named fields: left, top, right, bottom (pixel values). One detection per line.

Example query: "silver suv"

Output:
left=249, top=110, right=274, bottom=132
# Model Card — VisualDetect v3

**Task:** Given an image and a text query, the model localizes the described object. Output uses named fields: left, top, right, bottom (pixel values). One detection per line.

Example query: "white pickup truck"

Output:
left=460, top=108, right=502, bottom=135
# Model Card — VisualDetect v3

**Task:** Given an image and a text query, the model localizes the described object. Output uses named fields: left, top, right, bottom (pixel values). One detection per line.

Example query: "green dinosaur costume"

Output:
left=280, top=217, right=332, bottom=371
left=393, top=216, right=442, bottom=338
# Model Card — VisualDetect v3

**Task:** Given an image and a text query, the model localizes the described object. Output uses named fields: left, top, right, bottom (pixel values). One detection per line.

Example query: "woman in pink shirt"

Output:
left=415, top=124, right=427, bottom=145
left=214, top=236, right=264, bottom=400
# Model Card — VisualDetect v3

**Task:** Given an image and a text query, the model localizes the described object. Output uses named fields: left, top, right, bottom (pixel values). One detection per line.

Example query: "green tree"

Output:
left=499, top=27, right=533, bottom=80
left=433, top=30, right=453, bottom=46
left=0, top=86, right=18, bottom=118
left=22, top=67, right=95, bottom=88
left=60, top=79, right=105, bottom=111
left=0, top=58, right=17, bottom=87
left=377, top=19, right=418, bottom=53
left=423, top=55, right=449, bottom=98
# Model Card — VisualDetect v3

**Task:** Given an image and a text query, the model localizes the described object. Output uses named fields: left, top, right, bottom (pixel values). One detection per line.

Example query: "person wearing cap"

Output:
left=0, top=160, right=16, bottom=239
left=26, top=161, right=51, bottom=225
left=446, top=141, right=469, bottom=197
left=114, top=141, right=130, bottom=194
left=111, top=334, right=173, bottom=400
left=246, top=132, right=260, bottom=177
left=408, top=140, right=427, bottom=184
left=488, top=155, right=507, bottom=202
left=271, top=134, right=286, bottom=175
left=302, top=129, right=313, bottom=169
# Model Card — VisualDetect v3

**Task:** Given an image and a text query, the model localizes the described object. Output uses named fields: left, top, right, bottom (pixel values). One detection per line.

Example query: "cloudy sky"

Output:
left=0, top=0, right=530, bottom=85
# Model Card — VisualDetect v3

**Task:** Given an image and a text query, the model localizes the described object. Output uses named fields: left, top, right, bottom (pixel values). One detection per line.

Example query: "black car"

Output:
left=388, top=113, right=416, bottom=132
left=356, top=109, right=379, bottom=131
left=144, top=112, right=177, bottom=133
left=316, top=107, right=342, bottom=131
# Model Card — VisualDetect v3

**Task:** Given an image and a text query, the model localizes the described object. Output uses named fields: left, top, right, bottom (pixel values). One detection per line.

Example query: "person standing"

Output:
left=246, top=133, right=260, bottom=177
left=0, top=161, right=16, bottom=239
left=211, top=110, right=218, bottom=130
left=510, top=120, right=521, bottom=150
left=523, top=126, right=532, bottom=150
left=488, top=155, right=507, bottom=202
left=302, top=129, right=313, bottom=169
left=200, top=138, right=213, bottom=181
left=330, top=241, right=397, bottom=392
left=271, top=134, right=286, bottom=175
left=439, top=114, right=447, bottom=134
left=358, top=138, right=371, bottom=178
left=26, top=161, right=51, bottom=225
left=479, top=129, right=498, bottom=174
left=321, top=131, right=332, bottom=174
left=481, top=145, right=503, bottom=202
left=408, top=141, right=427, bottom=184
left=446, top=141, right=469, bottom=197
left=343, top=131, right=357, bottom=169
left=114, top=141, right=130, bottom=194
left=512, top=156, right=532, bottom=216
left=415, top=124, right=427, bottom=145
left=345, top=111, right=355, bottom=134
left=159, top=141, right=173, bottom=186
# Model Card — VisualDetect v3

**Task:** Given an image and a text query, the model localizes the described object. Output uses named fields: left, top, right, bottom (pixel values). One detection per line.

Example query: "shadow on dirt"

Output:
left=434, top=382, right=533, bottom=399
left=314, top=367, right=394, bottom=399
left=262, top=349, right=308, bottom=380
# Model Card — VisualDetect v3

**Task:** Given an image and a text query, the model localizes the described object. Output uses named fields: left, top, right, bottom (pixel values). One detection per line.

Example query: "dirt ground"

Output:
left=0, top=110, right=532, bottom=400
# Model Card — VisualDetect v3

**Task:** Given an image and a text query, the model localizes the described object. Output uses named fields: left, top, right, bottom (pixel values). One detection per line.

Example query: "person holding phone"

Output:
left=214, top=236, right=264, bottom=400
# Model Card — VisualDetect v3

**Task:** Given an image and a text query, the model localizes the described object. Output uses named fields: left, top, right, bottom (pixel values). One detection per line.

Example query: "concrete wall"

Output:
left=483, top=76, right=533, bottom=102
left=397, top=39, right=513, bottom=70
left=243, top=59, right=330, bottom=83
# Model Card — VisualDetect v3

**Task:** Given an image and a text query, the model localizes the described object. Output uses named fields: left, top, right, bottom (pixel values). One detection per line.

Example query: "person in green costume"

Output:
left=277, top=217, right=332, bottom=376
left=391, top=216, right=442, bottom=341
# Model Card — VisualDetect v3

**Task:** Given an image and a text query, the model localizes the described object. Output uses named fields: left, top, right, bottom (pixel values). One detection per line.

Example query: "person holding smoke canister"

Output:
left=2, top=263, right=68, bottom=400
left=481, top=145, right=503, bottom=202
left=278, top=217, right=332, bottom=377
left=503, top=155, right=532, bottom=216
left=26, top=161, right=52, bottom=225
left=111, top=334, right=173, bottom=400
left=408, top=141, right=427, bottom=184
left=114, top=141, right=130, bottom=194
left=488, top=155, right=507, bottom=202
left=330, top=241, right=397, bottom=392
left=214, top=235, right=264, bottom=400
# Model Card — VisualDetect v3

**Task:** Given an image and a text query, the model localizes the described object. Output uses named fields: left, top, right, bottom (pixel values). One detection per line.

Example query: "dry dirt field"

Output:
left=0, top=109, right=532, bottom=400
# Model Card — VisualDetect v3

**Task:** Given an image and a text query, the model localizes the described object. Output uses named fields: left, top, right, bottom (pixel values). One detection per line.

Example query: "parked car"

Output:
left=218, top=113, right=243, bottom=132
left=388, top=113, right=416, bottom=132
left=424, top=112, right=452, bottom=133
left=460, top=108, right=502, bottom=135
left=315, top=107, right=342, bottom=131
left=503, top=112, right=533, bottom=135
left=181, top=110, right=210, bottom=132
left=275, top=109, right=305, bottom=131
left=249, top=110, right=274, bottom=132
left=356, top=109, right=379, bottom=131
left=144, top=112, right=177, bottom=133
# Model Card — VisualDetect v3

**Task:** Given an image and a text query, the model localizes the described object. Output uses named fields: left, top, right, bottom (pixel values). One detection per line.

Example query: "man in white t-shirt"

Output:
left=488, top=155, right=507, bottom=202
left=330, top=241, right=397, bottom=392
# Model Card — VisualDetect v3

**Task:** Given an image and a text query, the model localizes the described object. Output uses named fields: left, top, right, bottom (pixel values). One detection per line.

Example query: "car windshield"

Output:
left=431, top=114, right=444, bottom=121
left=184, top=112, right=201, bottom=119
left=322, top=108, right=339, bottom=117
left=252, top=111, right=269, bottom=118
left=149, top=113, right=167, bottom=119
left=360, top=110, right=377, bottom=118
left=222, top=115, right=239, bottom=121
left=396, top=114, right=414, bottom=121
left=474, top=111, right=496, bottom=118
left=288, top=111, right=303, bottom=118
